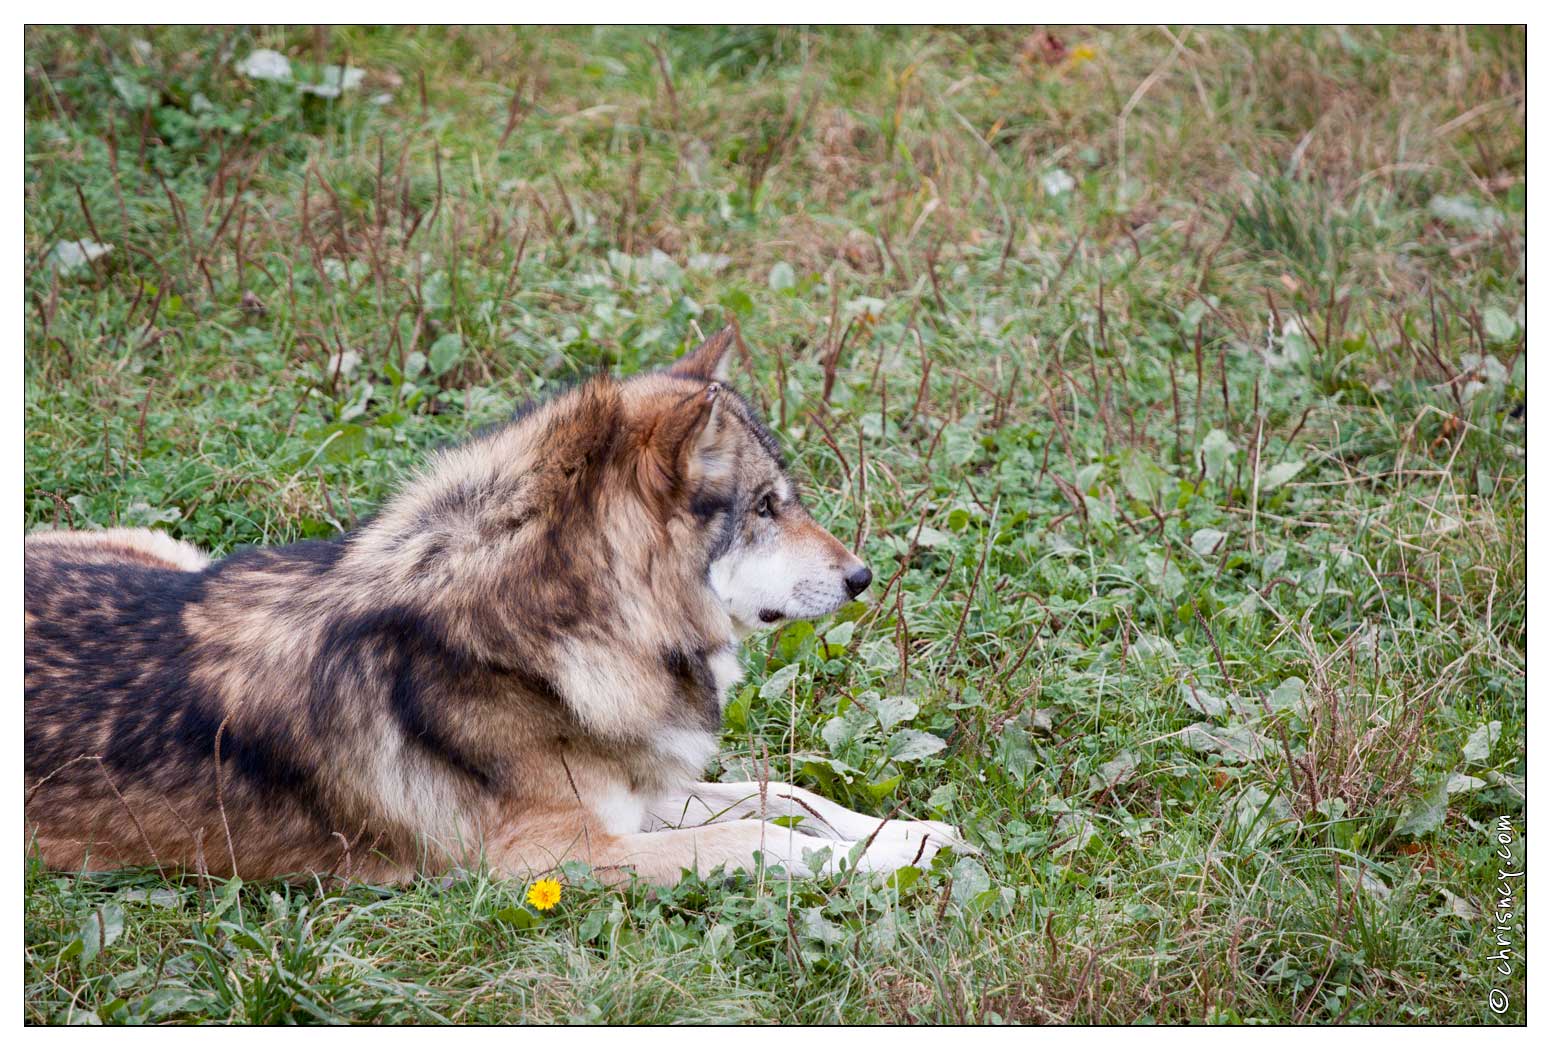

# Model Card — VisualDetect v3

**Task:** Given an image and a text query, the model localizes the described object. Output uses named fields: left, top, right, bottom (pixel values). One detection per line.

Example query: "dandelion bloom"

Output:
left=526, top=878, right=562, bottom=911
left=1068, top=44, right=1097, bottom=67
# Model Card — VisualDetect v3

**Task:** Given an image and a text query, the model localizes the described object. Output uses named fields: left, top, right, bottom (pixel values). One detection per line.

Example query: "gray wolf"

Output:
left=25, top=326, right=965, bottom=885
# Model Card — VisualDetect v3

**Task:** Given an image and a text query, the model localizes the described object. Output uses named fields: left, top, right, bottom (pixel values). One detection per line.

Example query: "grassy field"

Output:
left=23, top=26, right=1525, bottom=1024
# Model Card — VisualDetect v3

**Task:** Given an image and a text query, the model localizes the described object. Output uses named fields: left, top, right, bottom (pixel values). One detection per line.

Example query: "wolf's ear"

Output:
left=636, top=383, right=728, bottom=495
left=667, top=325, right=737, bottom=383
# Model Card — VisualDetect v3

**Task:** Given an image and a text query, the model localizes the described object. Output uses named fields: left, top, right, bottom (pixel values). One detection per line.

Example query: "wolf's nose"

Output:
left=844, top=566, right=873, bottom=598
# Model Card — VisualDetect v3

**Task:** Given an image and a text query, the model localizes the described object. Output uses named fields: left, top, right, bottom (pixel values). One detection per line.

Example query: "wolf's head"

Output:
left=635, top=326, right=872, bottom=636
left=366, top=325, right=874, bottom=647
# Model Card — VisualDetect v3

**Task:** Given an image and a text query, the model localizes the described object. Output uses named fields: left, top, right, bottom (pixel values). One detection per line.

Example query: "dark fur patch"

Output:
left=688, top=487, right=739, bottom=564
left=313, top=607, right=499, bottom=788
left=24, top=554, right=337, bottom=833
left=662, top=646, right=721, bottom=730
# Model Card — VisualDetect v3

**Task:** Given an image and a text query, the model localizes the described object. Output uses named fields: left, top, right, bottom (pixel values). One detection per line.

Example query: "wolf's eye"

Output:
left=755, top=492, right=777, bottom=518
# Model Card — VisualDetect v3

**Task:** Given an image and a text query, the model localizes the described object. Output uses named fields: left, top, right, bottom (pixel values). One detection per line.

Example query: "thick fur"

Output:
left=25, top=327, right=965, bottom=885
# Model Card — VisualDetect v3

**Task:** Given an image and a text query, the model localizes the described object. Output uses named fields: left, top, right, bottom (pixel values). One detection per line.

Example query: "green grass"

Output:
left=24, top=26, right=1525, bottom=1024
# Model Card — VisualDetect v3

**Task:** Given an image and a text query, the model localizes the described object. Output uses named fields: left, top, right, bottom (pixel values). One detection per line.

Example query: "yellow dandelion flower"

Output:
left=526, top=878, right=562, bottom=912
left=1068, top=44, right=1097, bottom=67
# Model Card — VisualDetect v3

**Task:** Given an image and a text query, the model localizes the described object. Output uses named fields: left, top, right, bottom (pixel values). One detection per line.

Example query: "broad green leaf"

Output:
left=1314, top=797, right=1348, bottom=822
left=795, top=754, right=862, bottom=783
left=867, top=773, right=903, bottom=800
left=885, top=865, right=922, bottom=894
left=428, top=332, right=464, bottom=376
left=823, top=620, right=856, bottom=650
left=494, top=905, right=540, bottom=930
left=874, top=695, right=919, bottom=731
left=1198, top=429, right=1235, bottom=480
left=801, top=907, right=844, bottom=947
left=798, top=843, right=833, bottom=875
left=1463, top=721, right=1502, bottom=764
left=1131, top=633, right=1177, bottom=662
left=865, top=911, right=900, bottom=949
left=1446, top=772, right=1486, bottom=795
left=1180, top=682, right=1226, bottom=717
left=307, top=422, right=369, bottom=465
left=121, top=888, right=183, bottom=908
left=1180, top=722, right=1269, bottom=762
left=1395, top=780, right=1449, bottom=837
left=1145, top=551, right=1186, bottom=599
left=1096, top=751, right=1137, bottom=788
left=211, top=877, right=243, bottom=919
left=1051, top=811, right=1096, bottom=855
left=1233, top=786, right=1292, bottom=846
left=1482, top=306, right=1518, bottom=343
left=768, top=261, right=796, bottom=291
left=759, top=663, right=801, bottom=700
left=1120, top=449, right=1169, bottom=505
left=856, top=638, right=900, bottom=672
left=1484, top=770, right=1526, bottom=798
left=1268, top=677, right=1306, bottom=714
left=821, top=716, right=857, bottom=751
left=112, top=75, right=154, bottom=108
left=1191, top=528, right=1227, bottom=556
left=887, top=729, right=947, bottom=762
left=75, top=904, right=125, bottom=963
left=927, top=783, right=957, bottom=812
left=719, top=289, right=754, bottom=319
left=1359, top=871, right=1391, bottom=900
left=1259, top=460, right=1305, bottom=492
left=912, top=525, right=952, bottom=549
left=723, top=684, right=754, bottom=734
left=950, top=857, right=991, bottom=905
left=1216, top=725, right=1270, bottom=763
left=1074, top=463, right=1104, bottom=493
left=1428, top=193, right=1503, bottom=231
left=1440, top=890, right=1481, bottom=920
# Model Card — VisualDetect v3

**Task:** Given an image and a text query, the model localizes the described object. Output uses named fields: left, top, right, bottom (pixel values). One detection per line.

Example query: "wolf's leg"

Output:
left=645, top=781, right=971, bottom=856
left=591, top=818, right=934, bottom=885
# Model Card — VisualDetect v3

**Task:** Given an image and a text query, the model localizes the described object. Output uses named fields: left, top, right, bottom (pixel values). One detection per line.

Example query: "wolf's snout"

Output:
left=844, top=565, right=873, bottom=598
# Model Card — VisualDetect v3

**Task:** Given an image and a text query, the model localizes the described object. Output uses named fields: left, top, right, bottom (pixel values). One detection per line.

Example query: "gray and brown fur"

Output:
left=24, top=327, right=904, bottom=885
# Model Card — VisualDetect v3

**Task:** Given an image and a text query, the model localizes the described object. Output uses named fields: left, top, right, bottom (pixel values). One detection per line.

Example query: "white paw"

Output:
left=869, top=818, right=976, bottom=856
left=851, top=833, right=939, bottom=873
left=769, top=836, right=928, bottom=877
left=845, top=821, right=974, bottom=873
left=760, top=821, right=976, bottom=878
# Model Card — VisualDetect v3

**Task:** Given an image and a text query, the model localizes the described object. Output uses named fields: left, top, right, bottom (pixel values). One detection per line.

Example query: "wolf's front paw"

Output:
left=848, top=835, right=933, bottom=873
left=849, top=821, right=973, bottom=872
left=902, top=819, right=977, bottom=854
left=867, top=818, right=975, bottom=858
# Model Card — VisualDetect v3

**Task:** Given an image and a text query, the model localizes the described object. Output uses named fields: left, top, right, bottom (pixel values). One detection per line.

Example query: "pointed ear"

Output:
left=667, top=325, right=738, bottom=383
left=636, top=383, right=727, bottom=495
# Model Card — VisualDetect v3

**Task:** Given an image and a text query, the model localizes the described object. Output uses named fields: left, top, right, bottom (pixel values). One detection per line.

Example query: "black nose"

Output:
left=844, top=566, right=873, bottom=598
